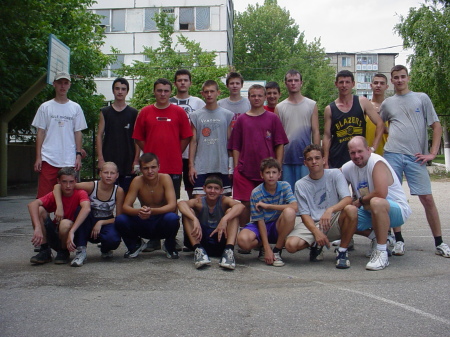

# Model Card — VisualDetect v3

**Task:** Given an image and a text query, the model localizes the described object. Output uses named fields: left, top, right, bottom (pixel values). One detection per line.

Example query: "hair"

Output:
left=139, top=153, right=159, bottom=166
left=348, top=136, right=369, bottom=148
left=226, top=72, right=244, bottom=86
left=248, top=84, right=266, bottom=96
left=100, top=161, right=118, bottom=172
left=336, top=70, right=354, bottom=82
left=202, top=80, right=219, bottom=91
left=260, top=157, right=281, bottom=172
left=57, top=167, right=77, bottom=179
left=303, top=144, right=324, bottom=158
left=204, top=175, right=223, bottom=188
left=372, top=73, right=388, bottom=83
left=112, top=77, right=129, bottom=92
left=265, top=81, right=280, bottom=93
left=174, top=69, right=191, bottom=82
left=390, top=65, right=409, bottom=76
left=153, top=78, right=172, bottom=91
left=284, top=69, right=302, bottom=82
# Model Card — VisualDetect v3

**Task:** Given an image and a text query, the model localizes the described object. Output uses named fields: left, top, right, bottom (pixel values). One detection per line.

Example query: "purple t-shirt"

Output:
left=228, top=111, right=288, bottom=180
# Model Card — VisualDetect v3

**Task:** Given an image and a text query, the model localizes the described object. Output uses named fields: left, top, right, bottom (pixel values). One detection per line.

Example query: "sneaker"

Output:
left=34, top=245, right=41, bottom=252
left=310, top=245, right=324, bottom=262
left=124, top=239, right=147, bottom=258
left=366, top=250, right=389, bottom=271
left=71, top=247, right=87, bottom=267
left=142, top=239, right=161, bottom=252
left=163, top=242, right=179, bottom=259
left=331, top=239, right=341, bottom=246
left=30, top=248, right=52, bottom=264
left=392, top=241, right=405, bottom=256
left=194, top=247, right=211, bottom=269
left=365, top=237, right=377, bottom=257
left=101, top=250, right=113, bottom=259
left=272, top=251, right=285, bottom=267
left=54, top=250, right=70, bottom=264
left=258, top=246, right=265, bottom=262
left=387, top=233, right=396, bottom=248
left=335, top=249, right=350, bottom=269
left=219, top=248, right=236, bottom=270
left=435, top=243, right=450, bottom=258
left=175, top=239, right=182, bottom=252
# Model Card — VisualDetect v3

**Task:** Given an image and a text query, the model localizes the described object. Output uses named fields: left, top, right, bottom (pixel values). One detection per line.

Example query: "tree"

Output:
left=233, top=0, right=335, bottom=113
left=395, top=0, right=450, bottom=169
left=118, top=11, right=229, bottom=110
left=1, top=0, right=114, bottom=133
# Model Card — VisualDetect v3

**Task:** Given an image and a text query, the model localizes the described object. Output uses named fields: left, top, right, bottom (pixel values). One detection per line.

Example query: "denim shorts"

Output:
left=383, top=151, right=431, bottom=195
left=357, top=199, right=405, bottom=231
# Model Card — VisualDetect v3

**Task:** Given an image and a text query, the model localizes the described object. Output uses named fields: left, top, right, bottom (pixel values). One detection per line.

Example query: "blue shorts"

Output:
left=384, top=151, right=431, bottom=195
left=243, top=221, right=279, bottom=244
left=193, top=173, right=232, bottom=195
left=357, top=199, right=405, bottom=231
left=282, top=164, right=309, bottom=193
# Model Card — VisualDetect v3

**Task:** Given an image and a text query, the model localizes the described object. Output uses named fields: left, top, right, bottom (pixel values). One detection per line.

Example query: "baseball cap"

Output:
left=54, top=72, right=71, bottom=81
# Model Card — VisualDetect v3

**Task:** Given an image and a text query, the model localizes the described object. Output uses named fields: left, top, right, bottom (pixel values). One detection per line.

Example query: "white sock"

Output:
left=377, top=244, right=387, bottom=251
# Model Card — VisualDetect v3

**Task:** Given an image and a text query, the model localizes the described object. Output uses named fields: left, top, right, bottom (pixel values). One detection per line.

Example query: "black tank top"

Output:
left=329, top=95, right=366, bottom=168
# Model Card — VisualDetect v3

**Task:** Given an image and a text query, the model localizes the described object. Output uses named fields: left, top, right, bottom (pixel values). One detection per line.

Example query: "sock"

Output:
left=273, top=247, right=281, bottom=254
left=193, top=244, right=201, bottom=250
left=377, top=244, right=387, bottom=251
left=40, top=243, right=49, bottom=250
left=368, top=230, right=376, bottom=240
left=434, top=236, right=443, bottom=247
left=225, top=244, right=234, bottom=251
left=394, top=231, right=404, bottom=242
left=338, top=247, right=347, bottom=253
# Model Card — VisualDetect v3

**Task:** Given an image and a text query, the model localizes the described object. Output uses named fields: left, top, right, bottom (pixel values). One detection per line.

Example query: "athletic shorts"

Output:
left=37, top=161, right=61, bottom=198
left=232, top=169, right=261, bottom=202
left=193, top=173, right=232, bottom=195
left=287, top=211, right=341, bottom=245
left=357, top=199, right=404, bottom=231
left=242, top=220, right=279, bottom=244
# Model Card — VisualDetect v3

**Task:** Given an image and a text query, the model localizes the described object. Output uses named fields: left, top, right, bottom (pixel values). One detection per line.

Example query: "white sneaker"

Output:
left=392, top=241, right=405, bottom=256
left=366, top=250, right=389, bottom=271
left=194, top=247, right=211, bottom=269
left=435, top=243, right=450, bottom=258
left=272, top=251, right=285, bottom=267
left=365, top=237, right=377, bottom=258
left=387, top=233, right=396, bottom=248
left=71, top=246, right=87, bottom=267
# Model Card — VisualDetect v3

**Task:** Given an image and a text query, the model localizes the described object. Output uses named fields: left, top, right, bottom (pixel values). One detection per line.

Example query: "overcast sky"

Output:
left=233, top=0, right=425, bottom=66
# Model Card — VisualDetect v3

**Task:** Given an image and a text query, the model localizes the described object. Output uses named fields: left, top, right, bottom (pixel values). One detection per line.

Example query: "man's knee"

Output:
left=285, top=237, right=306, bottom=253
left=58, top=220, right=73, bottom=235
left=418, top=194, right=436, bottom=208
left=369, top=197, right=389, bottom=212
left=281, top=207, right=296, bottom=220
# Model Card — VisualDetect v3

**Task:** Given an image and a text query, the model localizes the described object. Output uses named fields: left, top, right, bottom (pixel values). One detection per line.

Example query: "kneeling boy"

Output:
left=237, top=158, right=297, bottom=266
left=178, top=176, right=244, bottom=269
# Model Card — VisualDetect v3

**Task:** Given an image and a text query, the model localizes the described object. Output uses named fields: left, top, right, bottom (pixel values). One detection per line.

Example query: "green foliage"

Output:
left=1, top=0, right=114, bottom=133
left=395, top=0, right=450, bottom=120
left=117, top=11, right=229, bottom=110
left=233, top=0, right=336, bottom=113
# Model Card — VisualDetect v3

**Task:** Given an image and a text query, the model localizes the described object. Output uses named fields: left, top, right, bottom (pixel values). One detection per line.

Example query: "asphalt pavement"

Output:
left=1, top=180, right=449, bottom=337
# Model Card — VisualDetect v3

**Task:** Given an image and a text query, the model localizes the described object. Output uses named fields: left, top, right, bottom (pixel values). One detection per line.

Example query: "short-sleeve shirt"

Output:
left=39, top=189, right=90, bottom=222
left=228, top=111, right=289, bottom=181
left=295, top=169, right=350, bottom=222
left=218, top=97, right=251, bottom=129
left=132, top=104, right=193, bottom=174
left=380, top=91, right=439, bottom=156
left=250, top=181, right=296, bottom=223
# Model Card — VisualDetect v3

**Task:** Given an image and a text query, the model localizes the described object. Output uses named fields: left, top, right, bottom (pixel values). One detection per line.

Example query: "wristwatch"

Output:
left=76, top=151, right=82, bottom=156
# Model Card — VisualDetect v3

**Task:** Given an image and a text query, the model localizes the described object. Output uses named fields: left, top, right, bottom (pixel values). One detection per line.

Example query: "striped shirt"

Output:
left=250, top=181, right=296, bottom=223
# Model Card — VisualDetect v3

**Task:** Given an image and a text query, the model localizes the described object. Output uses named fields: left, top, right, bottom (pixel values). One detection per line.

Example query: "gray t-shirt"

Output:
left=380, top=91, right=439, bottom=156
left=190, top=106, right=234, bottom=175
left=217, top=97, right=251, bottom=129
left=295, top=169, right=350, bottom=222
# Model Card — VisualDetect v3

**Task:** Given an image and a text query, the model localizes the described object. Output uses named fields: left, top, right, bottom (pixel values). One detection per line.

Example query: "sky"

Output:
left=233, top=0, right=425, bottom=66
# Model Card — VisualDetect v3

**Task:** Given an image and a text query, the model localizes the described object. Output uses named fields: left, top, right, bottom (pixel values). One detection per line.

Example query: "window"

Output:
left=99, top=55, right=124, bottom=78
left=179, top=7, right=210, bottom=31
left=357, top=72, right=373, bottom=83
left=357, top=54, right=378, bottom=70
left=97, top=9, right=126, bottom=32
left=145, top=7, right=175, bottom=31
left=342, top=57, right=351, bottom=67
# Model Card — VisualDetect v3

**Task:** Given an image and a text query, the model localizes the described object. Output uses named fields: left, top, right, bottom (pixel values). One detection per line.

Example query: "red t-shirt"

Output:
left=133, top=104, right=193, bottom=174
left=263, top=105, right=276, bottom=113
left=39, top=190, right=90, bottom=221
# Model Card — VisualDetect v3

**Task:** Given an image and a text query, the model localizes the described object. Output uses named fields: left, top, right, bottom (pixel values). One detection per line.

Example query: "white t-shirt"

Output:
left=32, top=99, right=87, bottom=167
left=341, top=153, right=412, bottom=221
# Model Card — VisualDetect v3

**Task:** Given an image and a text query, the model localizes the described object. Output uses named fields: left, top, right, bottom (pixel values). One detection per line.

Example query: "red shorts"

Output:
left=37, top=162, right=60, bottom=198
left=232, top=169, right=261, bottom=202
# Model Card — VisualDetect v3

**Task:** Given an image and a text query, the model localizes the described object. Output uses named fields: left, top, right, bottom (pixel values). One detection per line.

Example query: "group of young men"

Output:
left=28, top=65, right=450, bottom=272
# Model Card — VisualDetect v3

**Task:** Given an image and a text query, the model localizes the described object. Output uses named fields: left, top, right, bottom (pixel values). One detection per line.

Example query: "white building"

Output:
left=89, top=0, right=234, bottom=101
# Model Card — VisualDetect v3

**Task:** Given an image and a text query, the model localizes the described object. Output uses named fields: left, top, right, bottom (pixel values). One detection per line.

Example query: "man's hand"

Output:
left=91, top=221, right=103, bottom=240
left=67, top=231, right=76, bottom=252
left=138, top=206, right=151, bottom=220
left=313, top=231, right=330, bottom=249
left=191, top=218, right=202, bottom=241
left=31, top=228, right=44, bottom=246
left=74, top=155, right=82, bottom=171
left=34, top=158, right=42, bottom=172
left=264, top=249, right=275, bottom=265
left=415, top=152, right=434, bottom=166
left=97, top=158, right=105, bottom=171
left=189, top=167, right=197, bottom=185
left=319, top=209, right=333, bottom=232
left=210, top=220, right=227, bottom=242
left=54, top=207, right=64, bottom=224
left=255, top=201, right=269, bottom=212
